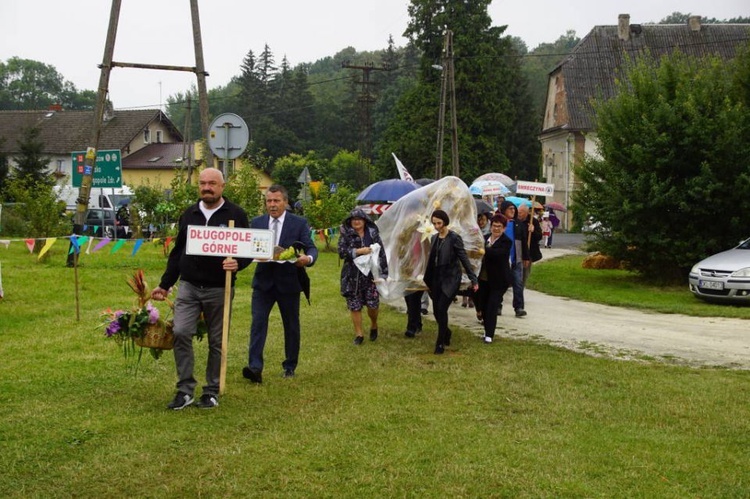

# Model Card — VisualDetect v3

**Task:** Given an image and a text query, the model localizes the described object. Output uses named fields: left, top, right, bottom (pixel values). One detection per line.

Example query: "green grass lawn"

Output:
left=0, top=241, right=748, bottom=497
left=527, top=254, right=750, bottom=319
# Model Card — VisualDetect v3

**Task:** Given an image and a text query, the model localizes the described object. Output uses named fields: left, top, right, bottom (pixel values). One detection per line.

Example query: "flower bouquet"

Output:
left=99, top=270, right=174, bottom=367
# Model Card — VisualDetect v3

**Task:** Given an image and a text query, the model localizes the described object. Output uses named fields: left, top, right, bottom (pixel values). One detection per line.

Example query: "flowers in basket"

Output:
left=99, top=270, right=174, bottom=366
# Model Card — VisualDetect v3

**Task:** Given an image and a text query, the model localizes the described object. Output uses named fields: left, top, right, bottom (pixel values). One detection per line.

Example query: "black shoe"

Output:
left=353, top=336, right=364, bottom=345
left=242, top=366, right=262, bottom=384
left=196, top=393, right=218, bottom=409
left=282, top=369, right=295, bottom=378
left=421, top=308, right=428, bottom=315
left=369, top=328, right=378, bottom=341
left=167, top=391, right=194, bottom=410
left=515, top=309, right=527, bottom=317
left=434, top=344, right=445, bottom=354
left=404, top=330, right=416, bottom=338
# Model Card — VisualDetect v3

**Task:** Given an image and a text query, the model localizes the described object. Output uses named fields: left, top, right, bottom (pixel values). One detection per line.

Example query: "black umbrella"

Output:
left=474, top=198, right=494, bottom=215
left=415, top=178, right=435, bottom=186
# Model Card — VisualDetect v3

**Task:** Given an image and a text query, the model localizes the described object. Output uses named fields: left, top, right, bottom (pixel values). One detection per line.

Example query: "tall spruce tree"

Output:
left=376, top=0, right=539, bottom=182
left=12, top=126, right=50, bottom=185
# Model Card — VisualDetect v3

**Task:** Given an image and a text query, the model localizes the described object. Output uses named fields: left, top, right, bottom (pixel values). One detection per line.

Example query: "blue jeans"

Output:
left=512, top=262, right=525, bottom=310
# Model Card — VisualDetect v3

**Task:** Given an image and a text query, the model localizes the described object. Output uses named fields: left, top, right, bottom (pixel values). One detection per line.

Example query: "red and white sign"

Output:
left=186, top=226, right=274, bottom=258
left=360, top=204, right=391, bottom=215
left=515, top=181, right=555, bottom=197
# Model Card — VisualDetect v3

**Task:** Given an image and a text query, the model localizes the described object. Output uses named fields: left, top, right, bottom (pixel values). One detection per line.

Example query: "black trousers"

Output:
left=404, top=290, right=424, bottom=334
left=432, top=290, right=453, bottom=347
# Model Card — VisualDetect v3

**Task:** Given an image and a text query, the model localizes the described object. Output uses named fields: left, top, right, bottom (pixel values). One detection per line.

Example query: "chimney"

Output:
left=688, top=15, right=702, bottom=32
left=48, top=103, right=62, bottom=112
left=618, top=14, right=631, bottom=41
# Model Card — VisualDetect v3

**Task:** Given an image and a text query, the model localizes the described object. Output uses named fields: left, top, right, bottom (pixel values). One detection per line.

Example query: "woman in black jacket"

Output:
left=475, top=214, right=513, bottom=343
left=423, top=210, right=478, bottom=354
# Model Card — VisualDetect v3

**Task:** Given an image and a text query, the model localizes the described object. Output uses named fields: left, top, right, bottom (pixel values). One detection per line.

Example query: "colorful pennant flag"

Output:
left=25, top=239, right=35, bottom=253
left=92, top=238, right=111, bottom=252
left=110, top=239, right=127, bottom=254
left=38, top=237, right=57, bottom=260
left=131, top=239, right=144, bottom=256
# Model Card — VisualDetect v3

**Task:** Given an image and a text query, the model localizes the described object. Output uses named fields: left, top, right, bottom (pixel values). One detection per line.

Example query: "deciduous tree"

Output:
left=575, top=47, right=750, bottom=281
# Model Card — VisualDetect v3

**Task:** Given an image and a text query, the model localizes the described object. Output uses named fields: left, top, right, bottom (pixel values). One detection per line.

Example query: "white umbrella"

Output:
left=469, top=180, right=510, bottom=196
left=473, top=172, right=515, bottom=187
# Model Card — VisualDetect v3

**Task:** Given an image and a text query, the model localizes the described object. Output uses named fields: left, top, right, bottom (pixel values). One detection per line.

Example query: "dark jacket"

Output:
left=250, top=212, right=318, bottom=294
left=479, top=232, right=513, bottom=290
left=424, top=230, right=478, bottom=298
left=526, top=215, right=543, bottom=262
left=159, top=198, right=251, bottom=290
left=337, top=209, right=388, bottom=297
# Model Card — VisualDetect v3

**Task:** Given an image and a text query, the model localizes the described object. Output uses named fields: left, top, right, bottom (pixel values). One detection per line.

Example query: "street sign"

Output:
left=185, top=226, right=274, bottom=259
left=208, top=113, right=249, bottom=161
left=71, top=149, right=122, bottom=188
left=515, top=180, right=554, bottom=197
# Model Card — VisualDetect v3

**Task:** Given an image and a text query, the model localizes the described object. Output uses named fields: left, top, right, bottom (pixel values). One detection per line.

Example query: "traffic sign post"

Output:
left=208, top=113, right=249, bottom=177
left=71, top=149, right=123, bottom=188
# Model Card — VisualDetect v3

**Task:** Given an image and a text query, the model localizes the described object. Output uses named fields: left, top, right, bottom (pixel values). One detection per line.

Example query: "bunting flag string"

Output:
left=0, top=224, right=346, bottom=261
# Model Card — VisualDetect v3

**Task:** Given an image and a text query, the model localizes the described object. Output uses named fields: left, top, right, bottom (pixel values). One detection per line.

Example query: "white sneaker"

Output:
left=484, top=336, right=493, bottom=344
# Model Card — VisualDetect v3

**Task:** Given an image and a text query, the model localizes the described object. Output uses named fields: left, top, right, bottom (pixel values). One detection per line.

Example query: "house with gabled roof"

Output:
left=0, top=107, right=189, bottom=204
left=540, top=15, right=750, bottom=229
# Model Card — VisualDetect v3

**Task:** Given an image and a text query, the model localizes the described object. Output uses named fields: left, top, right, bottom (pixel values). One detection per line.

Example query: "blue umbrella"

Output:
left=505, top=196, right=532, bottom=208
left=356, top=179, right=419, bottom=204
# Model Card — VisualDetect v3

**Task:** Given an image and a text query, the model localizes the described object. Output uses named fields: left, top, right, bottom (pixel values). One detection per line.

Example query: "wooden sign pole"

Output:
left=219, top=220, right=234, bottom=395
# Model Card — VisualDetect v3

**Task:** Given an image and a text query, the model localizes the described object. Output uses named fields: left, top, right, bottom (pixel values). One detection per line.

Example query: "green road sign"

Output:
left=71, top=149, right=122, bottom=188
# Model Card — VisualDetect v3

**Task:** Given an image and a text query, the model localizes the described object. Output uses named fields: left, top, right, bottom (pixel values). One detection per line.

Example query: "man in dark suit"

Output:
left=243, top=184, right=318, bottom=383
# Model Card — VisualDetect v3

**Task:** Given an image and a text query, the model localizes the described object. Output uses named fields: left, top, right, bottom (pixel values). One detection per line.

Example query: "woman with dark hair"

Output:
left=423, top=209, right=479, bottom=354
left=338, top=208, right=388, bottom=345
left=475, top=214, right=513, bottom=343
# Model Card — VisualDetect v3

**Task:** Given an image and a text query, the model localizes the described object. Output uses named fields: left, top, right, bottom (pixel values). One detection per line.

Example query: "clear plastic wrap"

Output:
left=373, top=176, right=484, bottom=304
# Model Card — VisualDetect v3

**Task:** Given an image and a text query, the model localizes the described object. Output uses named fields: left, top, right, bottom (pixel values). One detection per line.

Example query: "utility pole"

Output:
left=342, top=61, right=390, bottom=182
left=435, top=30, right=459, bottom=179
left=69, top=0, right=212, bottom=308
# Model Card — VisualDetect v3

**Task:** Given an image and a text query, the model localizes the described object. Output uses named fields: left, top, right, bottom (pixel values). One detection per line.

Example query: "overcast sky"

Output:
left=0, top=0, right=747, bottom=109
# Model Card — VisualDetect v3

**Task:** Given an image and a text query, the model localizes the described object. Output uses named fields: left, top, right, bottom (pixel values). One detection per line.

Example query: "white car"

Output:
left=688, top=238, right=750, bottom=303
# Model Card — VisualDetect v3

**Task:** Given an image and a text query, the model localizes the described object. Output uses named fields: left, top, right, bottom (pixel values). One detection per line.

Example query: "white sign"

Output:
left=186, top=226, right=274, bottom=259
left=515, top=181, right=555, bottom=197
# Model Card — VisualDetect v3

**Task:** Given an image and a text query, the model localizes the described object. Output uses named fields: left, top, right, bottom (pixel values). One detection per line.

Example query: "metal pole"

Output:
left=447, top=30, right=460, bottom=178
left=435, top=32, right=449, bottom=179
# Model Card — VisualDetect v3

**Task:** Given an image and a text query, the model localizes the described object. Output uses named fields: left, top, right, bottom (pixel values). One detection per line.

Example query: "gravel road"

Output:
left=441, top=247, right=750, bottom=369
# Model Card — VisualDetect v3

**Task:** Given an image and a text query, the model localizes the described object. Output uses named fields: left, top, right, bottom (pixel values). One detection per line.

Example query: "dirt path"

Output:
left=443, top=250, right=750, bottom=369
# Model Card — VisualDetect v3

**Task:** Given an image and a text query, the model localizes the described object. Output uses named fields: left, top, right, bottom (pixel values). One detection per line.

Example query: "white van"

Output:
left=55, top=185, right=134, bottom=211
